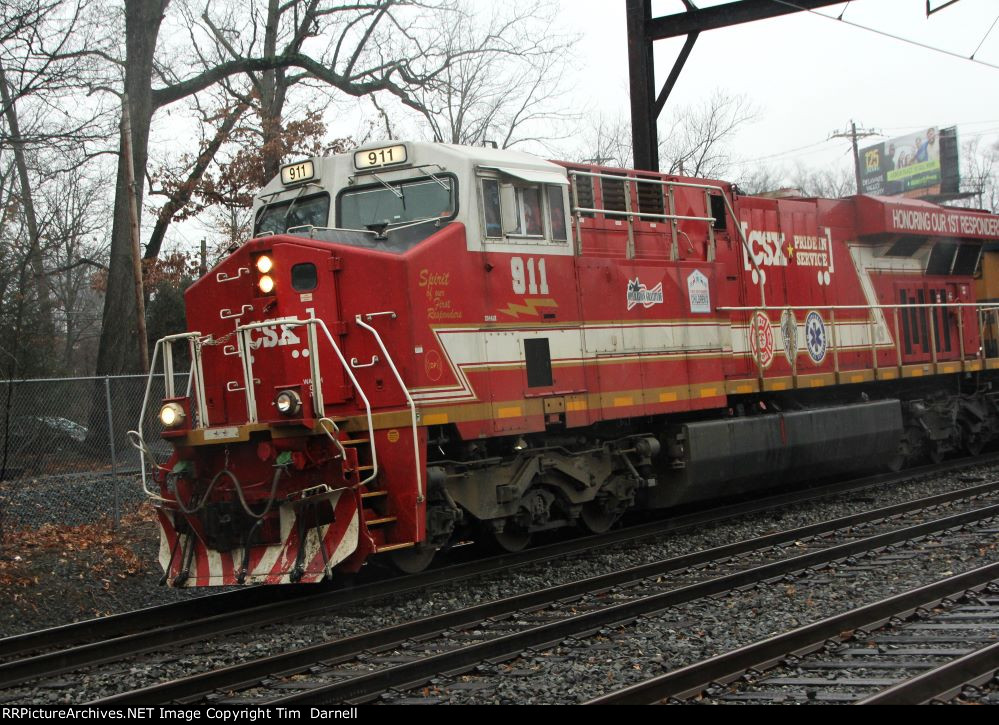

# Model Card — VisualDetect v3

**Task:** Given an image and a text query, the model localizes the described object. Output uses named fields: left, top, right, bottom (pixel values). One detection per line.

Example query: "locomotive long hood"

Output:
left=854, top=195, right=999, bottom=241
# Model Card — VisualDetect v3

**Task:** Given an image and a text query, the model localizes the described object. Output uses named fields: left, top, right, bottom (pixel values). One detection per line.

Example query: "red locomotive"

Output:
left=133, top=140, right=999, bottom=586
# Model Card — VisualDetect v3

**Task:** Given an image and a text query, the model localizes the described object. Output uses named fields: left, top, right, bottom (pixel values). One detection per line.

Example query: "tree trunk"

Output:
left=94, top=0, right=166, bottom=376
left=258, top=0, right=287, bottom=181
left=0, top=60, right=54, bottom=356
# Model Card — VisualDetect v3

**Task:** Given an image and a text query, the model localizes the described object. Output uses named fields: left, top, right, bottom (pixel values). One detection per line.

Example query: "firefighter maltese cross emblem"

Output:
left=805, top=311, right=827, bottom=364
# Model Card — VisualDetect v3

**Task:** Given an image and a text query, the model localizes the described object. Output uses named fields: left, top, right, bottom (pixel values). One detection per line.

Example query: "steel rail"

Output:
left=91, top=483, right=999, bottom=706
left=261, top=499, right=999, bottom=706
left=854, top=639, right=999, bottom=705
left=587, top=562, right=999, bottom=705
left=0, top=586, right=287, bottom=661
left=6, top=454, right=984, bottom=676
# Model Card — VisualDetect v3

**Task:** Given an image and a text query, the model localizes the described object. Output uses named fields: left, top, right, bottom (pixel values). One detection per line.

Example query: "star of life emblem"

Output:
left=805, top=311, right=827, bottom=363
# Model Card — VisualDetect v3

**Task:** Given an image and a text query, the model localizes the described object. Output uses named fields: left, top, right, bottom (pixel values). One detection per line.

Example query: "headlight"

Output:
left=159, top=402, right=185, bottom=428
left=258, top=274, right=275, bottom=294
left=256, top=255, right=273, bottom=274
left=275, top=389, right=302, bottom=416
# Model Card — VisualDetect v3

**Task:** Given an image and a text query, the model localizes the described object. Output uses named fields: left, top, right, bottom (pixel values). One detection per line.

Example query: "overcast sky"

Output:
left=554, top=0, right=999, bottom=178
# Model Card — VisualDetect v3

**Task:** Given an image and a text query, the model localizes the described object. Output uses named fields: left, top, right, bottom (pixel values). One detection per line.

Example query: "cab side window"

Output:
left=482, top=179, right=502, bottom=238
left=481, top=176, right=569, bottom=246
left=547, top=185, right=567, bottom=241
left=522, top=187, right=543, bottom=236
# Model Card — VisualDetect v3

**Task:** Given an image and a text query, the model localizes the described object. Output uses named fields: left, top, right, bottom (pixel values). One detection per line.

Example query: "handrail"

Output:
left=355, top=312, right=425, bottom=503
left=130, top=330, right=204, bottom=501
left=567, top=169, right=765, bottom=306
left=719, top=302, right=999, bottom=311
left=722, top=301, right=999, bottom=381
left=235, top=316, right=379, bottom=488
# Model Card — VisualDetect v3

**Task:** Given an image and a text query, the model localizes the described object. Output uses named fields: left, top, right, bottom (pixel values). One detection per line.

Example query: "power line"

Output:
left=740, top=138, right=839, bottom=164
left=971, top=13, right=999, bottom=59
left=881, top=119, right=999, bottom=131
left=770, top=0, right=999, bottom=72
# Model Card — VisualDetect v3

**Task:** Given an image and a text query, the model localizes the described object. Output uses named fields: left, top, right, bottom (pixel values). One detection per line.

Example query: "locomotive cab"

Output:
left=250, top=141, right=572, bottom=254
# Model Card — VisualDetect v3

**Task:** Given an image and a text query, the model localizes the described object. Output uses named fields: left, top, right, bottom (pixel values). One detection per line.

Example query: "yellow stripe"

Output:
left=659, top=392, right=678, bottom=403
left=423, top=413, right=449, bottom=425
left=699, top=387, right=718, bottom=397
left=566, top=400, right=587, bottom=412
left=497, top=406, right=522, bottom=419
left=613, top=396, right=634, bottom=407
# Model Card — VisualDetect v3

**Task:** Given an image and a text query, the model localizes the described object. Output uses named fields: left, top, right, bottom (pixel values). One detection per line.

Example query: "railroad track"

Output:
left=588, top=561, right=999, bottom=705
left=3, top=456, right=985, bottom=692
left=79, top=471, right=999, bottom=706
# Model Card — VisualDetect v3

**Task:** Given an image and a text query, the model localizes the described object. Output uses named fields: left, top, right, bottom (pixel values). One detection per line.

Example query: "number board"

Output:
left=354, top=144, right=408, bottom=170
left=280, top=160, right=315, bottom=185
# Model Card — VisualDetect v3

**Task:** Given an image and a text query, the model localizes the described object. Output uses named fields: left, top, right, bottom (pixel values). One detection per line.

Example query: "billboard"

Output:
left=860, top=127, right=953, bottom=197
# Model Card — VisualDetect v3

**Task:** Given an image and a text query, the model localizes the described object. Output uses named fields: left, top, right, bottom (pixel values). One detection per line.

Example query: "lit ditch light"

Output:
left=275, top=389, right=302, bottom=416
left=159, top=402, right=185, bottom=428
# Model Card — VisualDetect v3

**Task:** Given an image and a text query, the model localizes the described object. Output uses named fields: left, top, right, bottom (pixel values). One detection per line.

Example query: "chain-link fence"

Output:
left=0, top=373, right=187, bottom=532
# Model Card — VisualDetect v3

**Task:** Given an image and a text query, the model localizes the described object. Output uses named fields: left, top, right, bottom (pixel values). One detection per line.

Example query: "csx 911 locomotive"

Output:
left=133, top=140, right=999, bottom=586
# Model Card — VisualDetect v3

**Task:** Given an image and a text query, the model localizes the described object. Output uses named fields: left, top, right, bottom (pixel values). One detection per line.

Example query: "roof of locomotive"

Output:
left=253, top=140, right=569, bottom=208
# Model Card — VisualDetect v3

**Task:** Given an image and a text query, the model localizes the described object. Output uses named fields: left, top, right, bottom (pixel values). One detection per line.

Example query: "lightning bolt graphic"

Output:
left=498, top=297, right=559, bottom=319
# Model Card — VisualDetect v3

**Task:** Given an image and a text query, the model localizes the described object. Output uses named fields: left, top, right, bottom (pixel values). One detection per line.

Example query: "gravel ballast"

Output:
left=3, top=461, right=999, bottom=704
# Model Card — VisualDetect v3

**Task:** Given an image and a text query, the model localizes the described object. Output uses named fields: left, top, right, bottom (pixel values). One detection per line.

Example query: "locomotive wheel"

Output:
left=889, top=426, right=920, bottom=472
left=961, top=423, right=988, bottom=457
left=486, top=522, right=531, bottom=553
left=579, top=501, right=620, bottom=534
left=389, top=543, right=436, bottom=574
left=965, top=434, right=986, bottom=457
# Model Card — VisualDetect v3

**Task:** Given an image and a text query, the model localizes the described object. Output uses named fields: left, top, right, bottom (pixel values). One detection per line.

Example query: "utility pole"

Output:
left=830, top=121, right=880, bottom=195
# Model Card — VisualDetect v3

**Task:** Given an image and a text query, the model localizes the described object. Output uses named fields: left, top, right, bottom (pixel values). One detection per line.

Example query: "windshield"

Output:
left=255, top=192, right=330, bottom=236
left=339, top=176, right=455, bottom=230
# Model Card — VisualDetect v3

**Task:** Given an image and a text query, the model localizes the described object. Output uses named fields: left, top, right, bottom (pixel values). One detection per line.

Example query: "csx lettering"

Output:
left=741, top=223, right=788, bottom=271
left=248, top=323, right=301, bottom=350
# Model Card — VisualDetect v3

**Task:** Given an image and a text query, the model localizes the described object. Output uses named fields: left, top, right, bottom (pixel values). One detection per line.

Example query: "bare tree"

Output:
left=380, top=0, right=577, bottom=149
left=568, top=111, right=633, bottom=167
left=41, top=167, right=108, bottom=373
left=0, top=0, right=110, bottom=377
left=569, top=90, right=755, bottom=178
left=658, top=90, right=756, bottom=178
left=788, top=163, right=855, bottom=198
left=733, top=164, right=788, bottom=196
left=143, top=98, right=249, bottom=260
left=958, top=138, right=999, bottom=212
